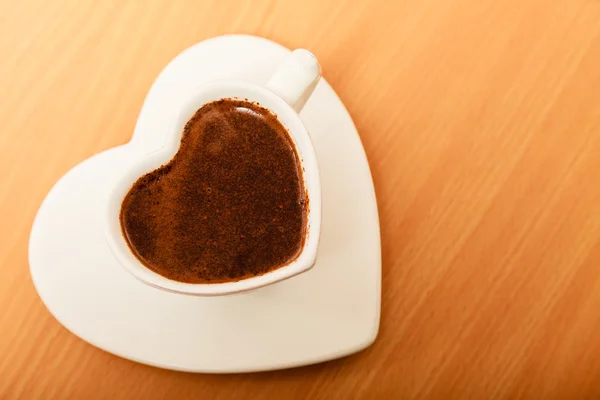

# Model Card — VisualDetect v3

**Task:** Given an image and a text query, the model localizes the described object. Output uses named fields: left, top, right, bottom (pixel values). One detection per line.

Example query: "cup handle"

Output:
left=266, top=49, right=322, bottom=113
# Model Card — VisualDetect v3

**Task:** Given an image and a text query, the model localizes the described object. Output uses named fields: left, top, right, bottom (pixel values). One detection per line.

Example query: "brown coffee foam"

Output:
left=120, top=99, right=307, bottom=283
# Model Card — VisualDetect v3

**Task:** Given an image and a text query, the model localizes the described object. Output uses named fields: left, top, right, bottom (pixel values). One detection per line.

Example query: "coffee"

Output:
left=120, top=99, right=308, bottom=283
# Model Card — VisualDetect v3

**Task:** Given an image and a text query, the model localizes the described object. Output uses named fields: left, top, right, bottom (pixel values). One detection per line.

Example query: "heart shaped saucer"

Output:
left=28, top=34, right=381, bottom=373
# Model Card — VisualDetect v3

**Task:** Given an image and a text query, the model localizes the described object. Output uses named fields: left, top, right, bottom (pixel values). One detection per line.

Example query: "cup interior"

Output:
left=105, top=80, right=321, bottom=296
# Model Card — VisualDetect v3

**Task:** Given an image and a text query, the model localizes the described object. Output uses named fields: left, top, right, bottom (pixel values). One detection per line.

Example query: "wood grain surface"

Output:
left=2, top=0, right=600, bottom=398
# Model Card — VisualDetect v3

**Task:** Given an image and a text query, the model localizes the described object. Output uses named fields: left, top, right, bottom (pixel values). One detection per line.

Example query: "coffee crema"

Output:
left=120, top=99, right=307, bottom=283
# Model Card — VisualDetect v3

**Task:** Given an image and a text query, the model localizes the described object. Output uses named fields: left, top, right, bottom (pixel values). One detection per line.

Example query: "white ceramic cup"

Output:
left=105, top=49, right=322, bottom=296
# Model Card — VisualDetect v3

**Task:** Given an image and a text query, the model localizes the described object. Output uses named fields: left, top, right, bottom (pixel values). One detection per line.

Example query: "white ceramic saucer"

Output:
left=28, top=35, right=381, bottom=373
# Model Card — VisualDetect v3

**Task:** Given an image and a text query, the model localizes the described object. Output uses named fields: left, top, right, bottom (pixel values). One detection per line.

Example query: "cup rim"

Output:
left=104, top=80, right=321, bottom=296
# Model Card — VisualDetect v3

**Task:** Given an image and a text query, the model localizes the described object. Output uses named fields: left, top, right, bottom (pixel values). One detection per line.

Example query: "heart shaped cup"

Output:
left=105, top=49, right=322, bottom=296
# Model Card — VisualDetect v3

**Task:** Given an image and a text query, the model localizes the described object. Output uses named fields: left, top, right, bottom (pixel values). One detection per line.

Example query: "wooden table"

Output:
left=2, top=0, right=600, bottom=398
